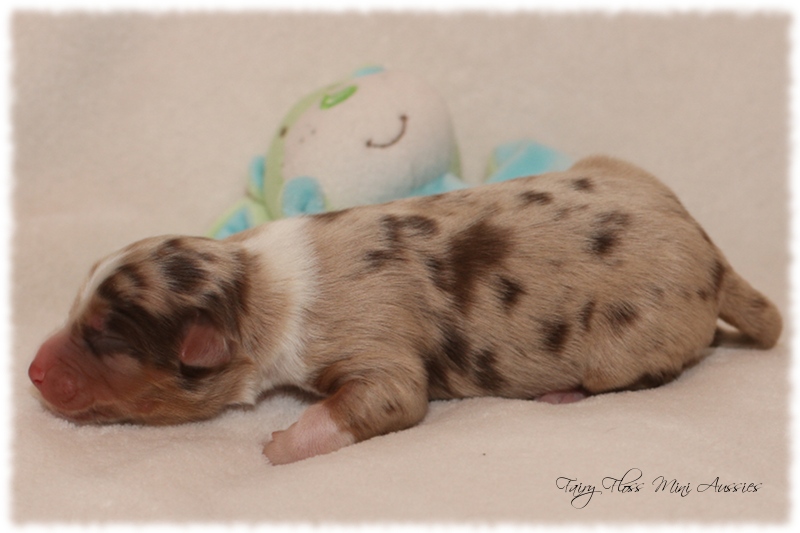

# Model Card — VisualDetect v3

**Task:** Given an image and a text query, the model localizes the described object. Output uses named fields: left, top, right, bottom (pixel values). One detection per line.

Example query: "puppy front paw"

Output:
left=262, top=403, right=356, bottom=465
left=262, top=429, right=295, bottom=465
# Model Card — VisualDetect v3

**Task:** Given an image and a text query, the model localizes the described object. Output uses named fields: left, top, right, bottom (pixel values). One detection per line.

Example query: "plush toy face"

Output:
left=267, top=69, right=458, bottom=215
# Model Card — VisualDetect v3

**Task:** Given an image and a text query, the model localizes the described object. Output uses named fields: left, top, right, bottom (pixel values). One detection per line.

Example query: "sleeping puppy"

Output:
left=28, top=155, right=782, bottom=465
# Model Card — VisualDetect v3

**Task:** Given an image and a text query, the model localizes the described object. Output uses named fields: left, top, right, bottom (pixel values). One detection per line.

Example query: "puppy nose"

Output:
left=28, top=361, right=45, bottom=387
left=29, top=360, right=80, bottom=404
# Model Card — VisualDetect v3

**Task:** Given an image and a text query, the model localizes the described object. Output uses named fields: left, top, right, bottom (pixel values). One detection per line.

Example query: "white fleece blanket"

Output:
left=10, top=12, right=789, bottom=523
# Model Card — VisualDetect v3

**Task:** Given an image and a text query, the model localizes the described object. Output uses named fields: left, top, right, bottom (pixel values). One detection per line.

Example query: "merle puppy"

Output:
left=29, top=155, right=782, bottom=464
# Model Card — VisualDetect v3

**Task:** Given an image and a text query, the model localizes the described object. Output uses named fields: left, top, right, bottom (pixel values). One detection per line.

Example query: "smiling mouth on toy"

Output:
left=366, top=114, right=408, bottom=149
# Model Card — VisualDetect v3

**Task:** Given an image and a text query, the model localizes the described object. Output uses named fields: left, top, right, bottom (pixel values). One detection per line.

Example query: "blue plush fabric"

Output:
left=282, top=176, right=326, bottom=217
left=486, top=140, right=572, bottom=183
left=352, top=65, right=385, bottom=77
left=248, top=156, right=266, bottom=198
left=215, top=207, right=251, bottom=239
left=408, top=172, right=469, bottom=197
left=211, top=140, right=570, bottom=239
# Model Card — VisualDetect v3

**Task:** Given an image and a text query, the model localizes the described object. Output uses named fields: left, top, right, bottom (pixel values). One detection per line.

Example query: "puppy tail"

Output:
left=717, top=267, right=782, bottom=349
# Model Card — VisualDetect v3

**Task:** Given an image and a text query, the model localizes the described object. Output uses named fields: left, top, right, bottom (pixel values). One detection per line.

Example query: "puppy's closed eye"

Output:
left=84, top=329, right=134, bottom=357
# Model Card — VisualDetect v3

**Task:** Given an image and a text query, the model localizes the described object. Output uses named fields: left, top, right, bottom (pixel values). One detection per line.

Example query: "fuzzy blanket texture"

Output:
left=11, top=12, right=789, bottom=523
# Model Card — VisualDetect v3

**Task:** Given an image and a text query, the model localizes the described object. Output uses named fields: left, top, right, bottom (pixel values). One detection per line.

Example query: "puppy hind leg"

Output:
left=580, top=354, right=696, bottom=396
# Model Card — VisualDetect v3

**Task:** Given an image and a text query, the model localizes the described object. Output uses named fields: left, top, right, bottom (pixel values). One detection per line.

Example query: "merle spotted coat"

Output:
left=29, top=156, right=782, bottom=464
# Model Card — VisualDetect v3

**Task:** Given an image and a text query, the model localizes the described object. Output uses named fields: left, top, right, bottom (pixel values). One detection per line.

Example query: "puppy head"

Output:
left=29, top=235, right=258, bottom=425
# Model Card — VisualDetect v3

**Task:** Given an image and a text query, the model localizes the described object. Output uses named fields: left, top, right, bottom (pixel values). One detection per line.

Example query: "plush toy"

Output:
left=209, top=67, right=573, bottom=239
left=210, top=66, right=466, bottom=239
left=484, top=139, right=572, bottom=183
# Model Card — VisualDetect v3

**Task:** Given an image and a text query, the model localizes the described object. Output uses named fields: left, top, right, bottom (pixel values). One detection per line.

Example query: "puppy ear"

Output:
left=179, top=319, right=230, bottom=368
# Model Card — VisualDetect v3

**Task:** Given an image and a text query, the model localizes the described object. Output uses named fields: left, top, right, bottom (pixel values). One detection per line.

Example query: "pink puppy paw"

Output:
left=262, top=403, right=356, bottom=465
left=262, top=429, right=294, bottom=465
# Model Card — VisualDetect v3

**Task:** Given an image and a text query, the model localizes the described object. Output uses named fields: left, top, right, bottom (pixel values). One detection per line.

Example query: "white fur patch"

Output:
left=73, top=249, right=127, bottom=318
left=242, top=217, right=318, bottom=391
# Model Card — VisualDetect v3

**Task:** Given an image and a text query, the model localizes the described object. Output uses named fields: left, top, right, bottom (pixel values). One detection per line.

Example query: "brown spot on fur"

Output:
left=95, top=243, right=253, bottom=370
left=518, top=190, right=553, bottom=206
left=446, top=220, right=513, bottom=314
left=613, top=369, right=680, bottom=392
left=379, top=215, right=403, bottom=246
left=540, top=318, right=570, bottom=355
left=605, top=301, right=639, bottom=332
left=200, top=249, right=252, bottom=333
left=396, top=215, right=439, bottom=237
left=151, top=237, right=220, bottom=295
left=588, top=211, right=631, bottom=257
left=441, top=325, right=470, bottom=370
left=496, top=276, right=525, bottom=312
left=198, top=251, right=217, bottom=263
left=163, top=253, right=206, bottom=294
left=380, top=215, right=438, bottom=243
left=364, top=249, right=403, bottom=270
left=421, top=324, right=472, bottom=397
left=362, top=217, right=406, bottom=269
left=96, top=274, right=122, bottom=303
left=424, top=357, right=452, bottom=397
left=103, top=299, right=181, bottom=368
left=571, top=177, right=594, bottom=192
left=474, top=349, right=507, bottom=393
left=364, top=215, right=439, bottom=272
left=424, top=255, right=449, bottom=292
left=155, top=237, right=186, bottom=257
